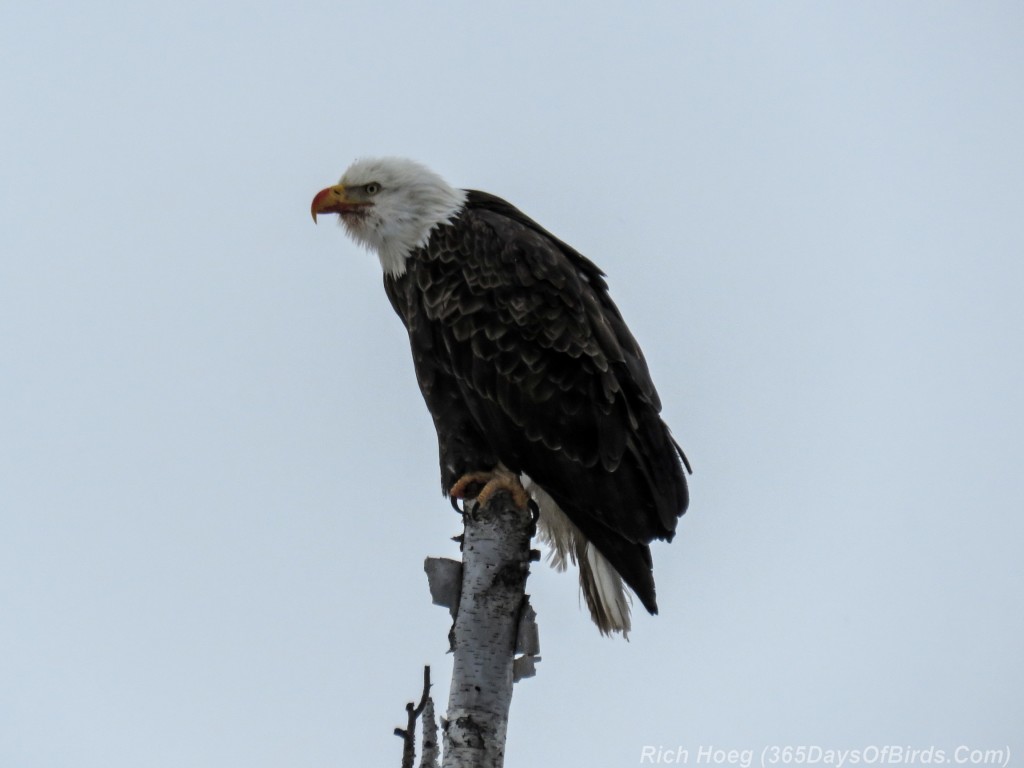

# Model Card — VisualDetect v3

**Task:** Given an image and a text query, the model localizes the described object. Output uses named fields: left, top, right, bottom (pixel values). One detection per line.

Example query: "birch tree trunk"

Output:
left=441, top=493, right=533, bottom=768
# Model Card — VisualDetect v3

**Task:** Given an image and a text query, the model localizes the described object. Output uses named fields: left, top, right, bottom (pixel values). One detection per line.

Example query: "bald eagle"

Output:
left=312, top=158, right=690, bottom=635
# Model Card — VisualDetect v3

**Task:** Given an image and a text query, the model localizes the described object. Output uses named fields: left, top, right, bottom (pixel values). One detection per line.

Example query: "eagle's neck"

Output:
left=378, top=241, right=417, bottom=277
left=375, top=189, right=468, bottom=277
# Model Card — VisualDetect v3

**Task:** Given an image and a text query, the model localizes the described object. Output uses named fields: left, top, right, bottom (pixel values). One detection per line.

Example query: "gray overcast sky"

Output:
left=2, top=2, right=1022, bottom=766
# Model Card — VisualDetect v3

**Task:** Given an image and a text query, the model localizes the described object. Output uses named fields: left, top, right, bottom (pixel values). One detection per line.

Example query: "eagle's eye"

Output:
left=365, top=182, right=381, bottom=196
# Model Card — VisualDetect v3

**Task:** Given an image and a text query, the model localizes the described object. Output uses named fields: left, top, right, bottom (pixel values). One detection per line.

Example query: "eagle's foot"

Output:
left=477, top=474, right=531, bottom=510
left=449, top=468, right=530, bottom=511
left=449, top=471, right=493, bottom=501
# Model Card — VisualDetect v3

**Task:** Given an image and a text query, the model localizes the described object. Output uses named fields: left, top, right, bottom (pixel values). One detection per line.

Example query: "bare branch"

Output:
left=420, top=697, right=439, bottom=768
left=395, top=666, right=433, bottom=768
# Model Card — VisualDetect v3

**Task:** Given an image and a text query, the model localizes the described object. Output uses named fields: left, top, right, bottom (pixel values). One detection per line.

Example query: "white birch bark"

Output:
left=441, top=494, right=533, bottom=768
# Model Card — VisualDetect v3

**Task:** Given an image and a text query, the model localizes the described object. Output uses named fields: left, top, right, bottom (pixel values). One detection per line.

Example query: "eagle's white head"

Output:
left=312, top=157, right=467, bottom=276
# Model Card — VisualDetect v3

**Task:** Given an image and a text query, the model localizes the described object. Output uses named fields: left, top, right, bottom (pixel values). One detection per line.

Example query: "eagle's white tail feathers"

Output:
left=521, top=474, right=632, bottom=637
left=583, top=542, right=632, bottom=638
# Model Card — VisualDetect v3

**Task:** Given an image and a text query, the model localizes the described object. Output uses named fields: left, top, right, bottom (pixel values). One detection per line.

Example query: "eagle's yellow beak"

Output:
left=311, top=184, right=358, bottom=223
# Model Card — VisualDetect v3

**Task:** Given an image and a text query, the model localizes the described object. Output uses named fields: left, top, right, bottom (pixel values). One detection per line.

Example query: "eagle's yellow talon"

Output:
left=449, top=471, right=495, bottom=500
left=450, top=468, right=530, bottom=511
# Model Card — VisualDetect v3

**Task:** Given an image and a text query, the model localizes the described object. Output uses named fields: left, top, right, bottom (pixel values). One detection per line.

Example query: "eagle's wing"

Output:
left=418, top=193, right=688, bottom=542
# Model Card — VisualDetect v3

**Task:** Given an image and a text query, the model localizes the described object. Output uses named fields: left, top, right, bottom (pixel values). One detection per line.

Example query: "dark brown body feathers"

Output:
left=383, top=190, right=688, bottom=613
